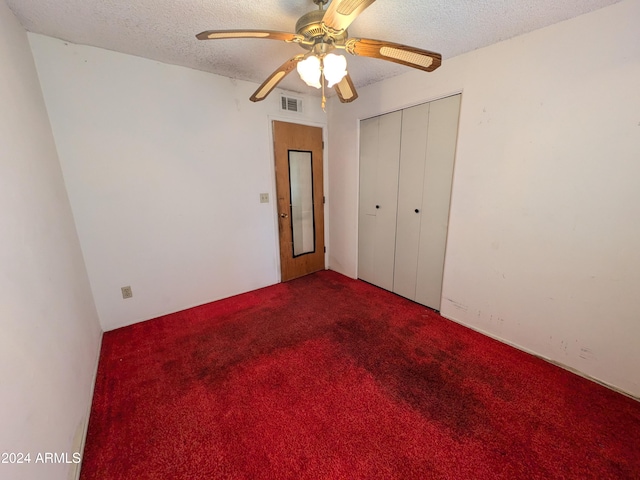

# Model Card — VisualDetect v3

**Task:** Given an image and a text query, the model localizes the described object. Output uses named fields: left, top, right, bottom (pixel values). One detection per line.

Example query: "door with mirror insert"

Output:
left=273, top=121, right=325, bottom=281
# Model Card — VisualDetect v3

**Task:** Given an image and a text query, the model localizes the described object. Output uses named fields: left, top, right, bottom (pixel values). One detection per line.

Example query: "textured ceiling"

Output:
left=7, top=0, right=621, bottom=95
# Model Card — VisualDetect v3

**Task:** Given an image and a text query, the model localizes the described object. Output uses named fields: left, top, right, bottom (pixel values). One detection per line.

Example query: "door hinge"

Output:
left=322, top=140, right=325, bottom=149
left=324, top=246, right=326, bottom=253
left=323, top=195, right=326, bottom=204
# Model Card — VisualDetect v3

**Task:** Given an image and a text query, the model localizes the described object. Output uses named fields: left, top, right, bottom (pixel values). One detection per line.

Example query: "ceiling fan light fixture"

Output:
left=323, top=53, right=348, bottom=88
left=197, top=0, right=443, bottom=104
left=297, top=52, right=348, bottom=90
left=297, top=55, right=322, bottom=88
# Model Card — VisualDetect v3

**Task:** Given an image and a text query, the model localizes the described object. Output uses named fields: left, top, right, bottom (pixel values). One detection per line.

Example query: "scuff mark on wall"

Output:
left=444, top=298, right=469, bottom=312
left=579, top=347, right=596, bottom=361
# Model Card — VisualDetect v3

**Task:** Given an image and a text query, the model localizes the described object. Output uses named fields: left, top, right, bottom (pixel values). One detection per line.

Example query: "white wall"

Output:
left=29, top=35, right=328, bottom=331
left=0, top=2, right=102, bottom=479
left=327, top=0, right=640, bottom=397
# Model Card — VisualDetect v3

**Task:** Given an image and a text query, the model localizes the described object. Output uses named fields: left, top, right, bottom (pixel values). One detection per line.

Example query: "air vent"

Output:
left=280, top=95, right=302, bottom=113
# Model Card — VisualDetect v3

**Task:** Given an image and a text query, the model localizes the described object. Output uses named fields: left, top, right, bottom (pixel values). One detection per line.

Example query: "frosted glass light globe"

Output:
left=323, top=54, right=348, bottom=88
left=297, top=56, right=322, bottom=89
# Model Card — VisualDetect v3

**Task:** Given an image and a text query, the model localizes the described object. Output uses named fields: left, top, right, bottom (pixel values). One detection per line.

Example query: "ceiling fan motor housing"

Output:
left=295, top=9, right=347, bottom=49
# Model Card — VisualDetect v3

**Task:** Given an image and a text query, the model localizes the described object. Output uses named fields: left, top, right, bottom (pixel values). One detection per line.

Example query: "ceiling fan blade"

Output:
left=322, top=0, right=377, bottom=34
left=345, top=38, right=442, bottom=72
left=196, top=30, right=303, bottom=43
left=334, top=74, right=358, bottom=103
left=250, top=55, right=305, bottom=102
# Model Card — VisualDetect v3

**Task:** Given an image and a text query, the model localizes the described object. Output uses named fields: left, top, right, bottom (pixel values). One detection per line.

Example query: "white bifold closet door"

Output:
left=414, top=95, right=460, bottom=309
left=357, top=110, right=402, bottom=291
left=393, top=102, right=431, bottom=300
left=358, top=94, right=461, bottom=311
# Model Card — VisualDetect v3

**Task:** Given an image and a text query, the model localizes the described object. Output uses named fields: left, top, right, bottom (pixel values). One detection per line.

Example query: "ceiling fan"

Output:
left=196, top=0, right=442, bottom=107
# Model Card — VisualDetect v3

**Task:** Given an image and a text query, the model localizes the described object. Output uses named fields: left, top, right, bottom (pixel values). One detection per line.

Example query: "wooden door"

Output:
left=273, top=121, right=325, bottom=282
left=358, top=111, right=402, bottom=291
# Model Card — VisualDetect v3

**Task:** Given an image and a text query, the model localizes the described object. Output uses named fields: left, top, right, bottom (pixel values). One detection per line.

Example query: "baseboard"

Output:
left=70, top=330, right=104, bottom=480
left=441, top=313, right=639, bottom=402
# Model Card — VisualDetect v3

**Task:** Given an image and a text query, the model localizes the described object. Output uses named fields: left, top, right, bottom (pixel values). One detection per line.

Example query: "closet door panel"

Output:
left=393, top=103, right=430, bottom=300
left=372, top=111, right=402, bottom=290
left=358, top=116, right=380, bottom=284
left=358, top=111, right=402, bottom=291
left=415, top=94, right=461, bottom=309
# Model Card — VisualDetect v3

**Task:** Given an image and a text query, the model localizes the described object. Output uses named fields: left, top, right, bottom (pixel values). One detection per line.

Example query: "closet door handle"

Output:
left=414, top=209, right=420, bottom=213
left=375, top=205, right=380, bottom=209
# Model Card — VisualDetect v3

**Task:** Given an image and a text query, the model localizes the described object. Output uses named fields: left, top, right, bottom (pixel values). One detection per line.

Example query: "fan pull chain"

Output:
left=321, top=79, right=326, bottom=111
left=321, top=61, right=326, bottom=112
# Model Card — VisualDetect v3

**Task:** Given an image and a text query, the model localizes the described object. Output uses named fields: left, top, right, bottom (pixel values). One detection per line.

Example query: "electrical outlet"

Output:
left=121, top=286, right=133, bottom=299
left=260, top=193, right=269, bottom=203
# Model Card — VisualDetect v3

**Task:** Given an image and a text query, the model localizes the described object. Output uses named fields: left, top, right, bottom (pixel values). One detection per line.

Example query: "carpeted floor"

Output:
left=80, top=270, right=640, bottom=479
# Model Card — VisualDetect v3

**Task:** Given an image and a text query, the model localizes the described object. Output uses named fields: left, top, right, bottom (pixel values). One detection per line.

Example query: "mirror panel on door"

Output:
left=288, top=150, right=316, bottom=257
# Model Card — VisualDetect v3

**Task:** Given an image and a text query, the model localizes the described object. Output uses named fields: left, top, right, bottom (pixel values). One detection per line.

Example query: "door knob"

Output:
left=280, top=213, right=288, bottom=218
left=375, top=205, right=380, bottom=209
left=415, top=209, right=420, bottom=213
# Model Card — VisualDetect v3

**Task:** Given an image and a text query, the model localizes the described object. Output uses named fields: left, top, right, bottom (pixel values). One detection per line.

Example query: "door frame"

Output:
left=267, top=115, right=328, bottom=282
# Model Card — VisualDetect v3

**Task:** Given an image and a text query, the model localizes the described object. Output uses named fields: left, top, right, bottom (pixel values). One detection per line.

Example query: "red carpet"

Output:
left=81, top=270, right=640, bottom=479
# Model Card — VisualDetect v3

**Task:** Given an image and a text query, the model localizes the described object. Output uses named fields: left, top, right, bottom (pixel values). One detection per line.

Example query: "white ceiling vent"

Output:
left=280, top=95, right=302, bottom=113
